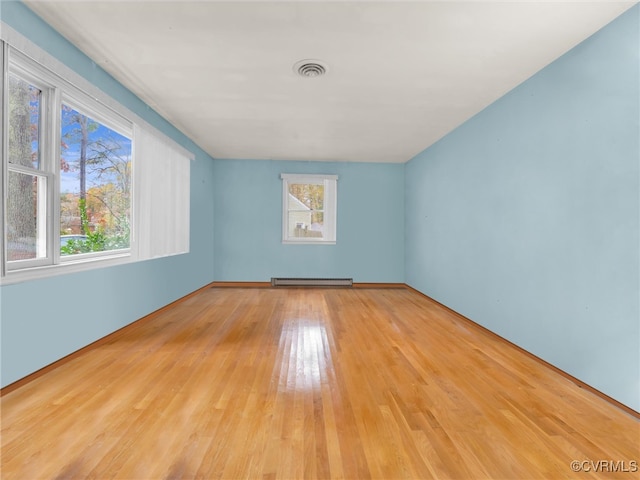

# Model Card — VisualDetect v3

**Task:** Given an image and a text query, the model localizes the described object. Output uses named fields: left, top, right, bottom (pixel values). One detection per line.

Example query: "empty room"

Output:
left=1, top=1, right=638, bottom=479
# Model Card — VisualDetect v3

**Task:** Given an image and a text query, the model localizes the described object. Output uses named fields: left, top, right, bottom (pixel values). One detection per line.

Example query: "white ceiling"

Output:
left=24, top=0, right=637, bottom=163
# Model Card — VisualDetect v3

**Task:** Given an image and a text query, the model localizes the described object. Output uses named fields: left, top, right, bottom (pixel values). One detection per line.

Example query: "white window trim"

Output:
left=1, top=42, right=5, bottom=278
left=281, top=173, right=338, bottom=245
left=0, top=24, right=193, bottom=286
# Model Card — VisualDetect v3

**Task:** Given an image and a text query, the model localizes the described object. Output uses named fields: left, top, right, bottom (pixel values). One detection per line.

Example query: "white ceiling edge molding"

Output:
left=0, top=22, right=196, bottom=162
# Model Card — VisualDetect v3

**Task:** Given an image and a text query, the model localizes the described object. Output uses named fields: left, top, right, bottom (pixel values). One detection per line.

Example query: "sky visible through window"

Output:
left=60, top=106, right=132, bottom=195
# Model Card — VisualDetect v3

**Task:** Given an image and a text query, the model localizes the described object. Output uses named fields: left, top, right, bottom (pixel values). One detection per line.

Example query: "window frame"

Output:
left=281, top=173, right=338, bottom=245
left=4, top=49, right=57, bottom=271
left=57, top=92, right=134, bottom=264
left=3, top=46, right=134, bottom=275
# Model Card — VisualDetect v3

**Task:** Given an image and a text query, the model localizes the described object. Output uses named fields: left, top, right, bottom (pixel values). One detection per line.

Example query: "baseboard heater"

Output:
left=271, top=277, right=353, bottom=287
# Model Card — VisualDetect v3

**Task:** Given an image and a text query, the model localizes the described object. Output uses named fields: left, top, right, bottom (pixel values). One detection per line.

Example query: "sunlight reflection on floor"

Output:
left=279, top=320, right=333, bottom=393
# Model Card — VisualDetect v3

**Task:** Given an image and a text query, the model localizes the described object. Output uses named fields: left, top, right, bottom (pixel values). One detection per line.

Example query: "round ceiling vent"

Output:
left=294, top=60, right=328, bottom=78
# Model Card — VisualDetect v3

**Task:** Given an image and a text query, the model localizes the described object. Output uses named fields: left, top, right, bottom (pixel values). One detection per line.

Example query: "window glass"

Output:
left=288, top=183, right=325, bottom=239
left=8, top=74, right=41, bottom=169
left=60, top=104, right=132, bottom=256
left=6, top=171, right=46, bottom=261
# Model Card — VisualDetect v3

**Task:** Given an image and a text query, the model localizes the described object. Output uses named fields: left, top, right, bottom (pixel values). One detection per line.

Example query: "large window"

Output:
left=59, top=102, right=132, bottom=256
left=281, top=174, right=337, bottom=244
left=4, top=48, right=133, bottom=271
left=1, top=37, right=192, bottom=283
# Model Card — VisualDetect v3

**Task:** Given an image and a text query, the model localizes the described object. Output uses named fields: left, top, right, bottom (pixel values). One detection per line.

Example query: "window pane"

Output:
left=311, top=211, right=324, bottom=233
left=285, top=182, right=327, bottom=240
left=288, top=183, right=324, bottom=210
left=8, top=75, right=41, bottom=169
left=287, top=211, right=324, bottom=238
left=60, top=105, right=132, bottom=256
left=7, top=171, right=46, bottom=261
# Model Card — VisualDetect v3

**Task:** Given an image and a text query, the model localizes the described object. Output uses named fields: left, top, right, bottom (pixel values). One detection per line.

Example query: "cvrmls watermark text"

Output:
left=570, top=460, right=638, bottom=473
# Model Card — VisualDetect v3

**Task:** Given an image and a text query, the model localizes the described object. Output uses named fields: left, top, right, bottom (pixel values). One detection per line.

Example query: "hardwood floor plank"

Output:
left=2, top=287, right=638, bottom=479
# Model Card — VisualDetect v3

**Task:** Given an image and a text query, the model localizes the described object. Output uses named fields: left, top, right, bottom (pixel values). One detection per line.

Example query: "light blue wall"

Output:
left=213, top=159, right=404, bottom=282
left=0, top=1, right=215, bottom=387
left=405, top=6, right=639, bottom=411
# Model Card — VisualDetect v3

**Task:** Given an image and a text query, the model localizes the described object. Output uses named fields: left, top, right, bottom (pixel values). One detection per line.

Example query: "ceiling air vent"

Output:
left=294, top=59, right=328, bottom=78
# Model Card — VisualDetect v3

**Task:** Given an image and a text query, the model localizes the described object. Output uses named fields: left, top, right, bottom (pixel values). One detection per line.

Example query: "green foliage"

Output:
left=79, top=198, right=90, bottom=236
left=60, top=198, right=130, bottom=256
left=60, top=233, right=105, bottom=255
left=60, top=230, right=130, bottom=256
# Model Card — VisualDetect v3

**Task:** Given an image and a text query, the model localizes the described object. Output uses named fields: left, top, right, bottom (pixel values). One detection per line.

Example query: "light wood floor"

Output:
left=1, top=287, right=638, bottom=479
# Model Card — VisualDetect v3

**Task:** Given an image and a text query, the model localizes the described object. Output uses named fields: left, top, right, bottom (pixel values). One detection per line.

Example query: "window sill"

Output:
left=282, top=240, right=336, bottom=245
left=1, top=252, right=132, bottom=286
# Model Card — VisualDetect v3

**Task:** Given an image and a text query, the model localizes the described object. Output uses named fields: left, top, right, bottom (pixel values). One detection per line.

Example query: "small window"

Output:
left=281, top=174, right=337, bottom=244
